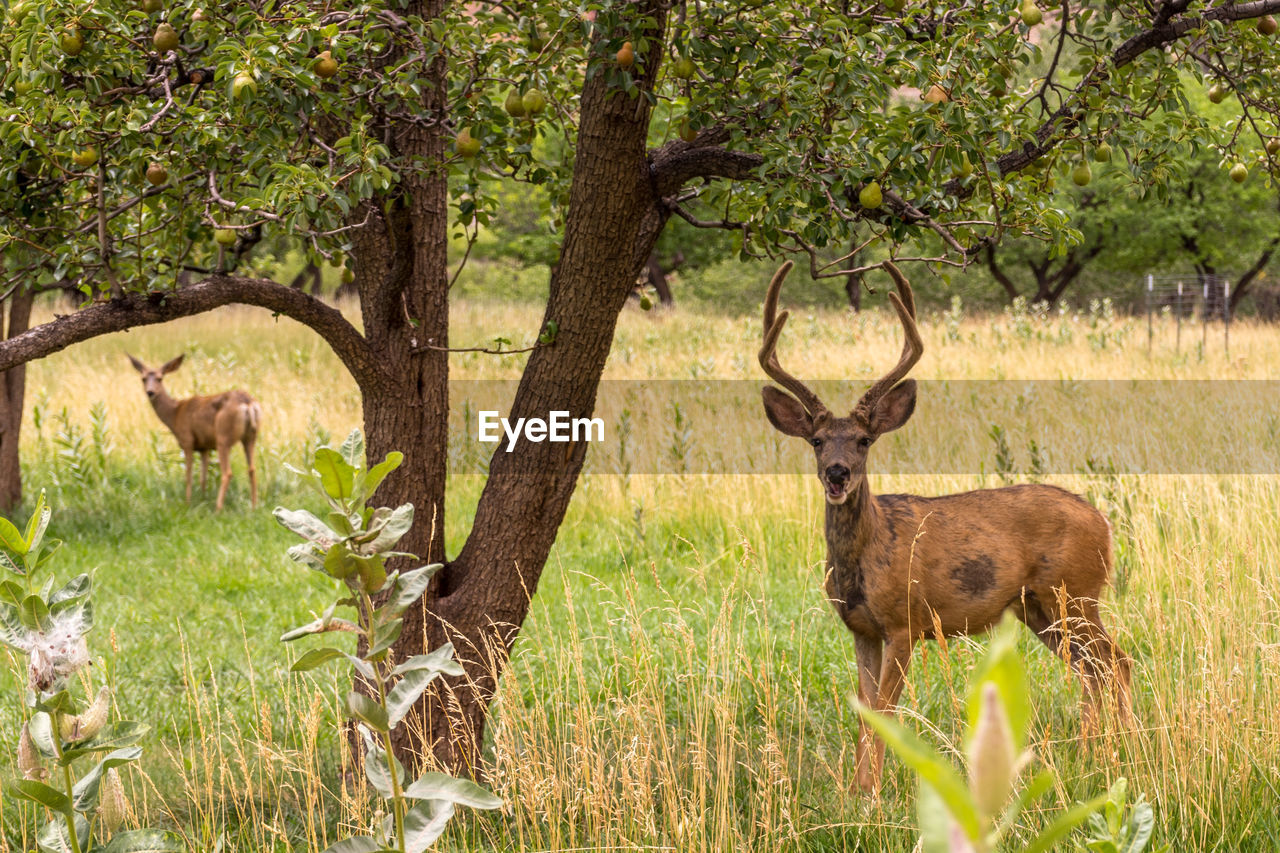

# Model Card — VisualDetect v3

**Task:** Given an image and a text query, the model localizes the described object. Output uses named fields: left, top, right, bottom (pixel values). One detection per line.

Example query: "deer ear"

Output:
left=127, top=354, right=146, bottom=374
left=161, top=354, right=185, bottom=374
left=762, top=386, right=814, bottom=438
left=866, top=379, right=916, bottom=435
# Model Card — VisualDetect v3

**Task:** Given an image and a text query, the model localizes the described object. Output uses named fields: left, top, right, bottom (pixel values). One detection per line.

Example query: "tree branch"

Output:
left=0, top=275, right=384, bottom=388
left=649, top=139, right=765, bottom=198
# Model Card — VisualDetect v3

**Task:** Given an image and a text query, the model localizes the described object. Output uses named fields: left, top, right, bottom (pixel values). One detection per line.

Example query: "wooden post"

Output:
left=1147, top=274, right=1154, bottom=354
left=1202, top=279, right=1209, bottom=351
left=1176, top=281, right=1183, bottom=352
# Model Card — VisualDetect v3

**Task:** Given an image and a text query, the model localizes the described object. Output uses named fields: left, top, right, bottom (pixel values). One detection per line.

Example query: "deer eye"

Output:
left=858, top=436, right=872, bottom=448
left=810, top=437, right=823, bottom=448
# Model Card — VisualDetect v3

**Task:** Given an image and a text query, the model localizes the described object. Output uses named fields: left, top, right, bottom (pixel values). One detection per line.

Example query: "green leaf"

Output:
left=35, top=540, right=63, bottom=570
left=338, top=429, right=365, bottom=468
left=365, top=503, right=414, bottom=554
left=71, top=747, right=142, bottom=811
left=25, top=495, right=50, bottom=555
left=346, top=691, right=390, bottom=732
left=385, top=667, right=439, bottom=729
left=383, top=565, right=441, bottom=618
left=403, top=772, right=502, bottom=809
left=400, top=799, right=457, bottom=853
left=967, top=612, right=1030, bottom=749
left=314, top=447, right=356, bottom=502
left=1023, top=794, right=1110, bottom=853
left=391, top=643, right=463, bottom=678
left=28, top=711, right=58, bottom=758
left=49, top=574, right=91, bottom=606
left=36, top=812, right=88, bottom=853
left=99, top=829, right=185, bottom=853
left=324, top=544, right=358, bottom=581
left=368, top=617, right=403, bottom=658
left=917, top=779, right=954, bottom=853
left=19, top=594, right=50, bottom=631
left=273, top=508, right=341, bottom=545
left=9, top=779, right=74, bottom=815
left=360, top=451, right=403, bottom=501
left=0, top=578, right=24, bottom=606
left=0, top=515, right=29, bottom=556
left=319, top=838, right=386, bottom=853
left=291, top=647, right=347, bottom=672
left=0, top=602, right=25, bottom=647
left=855, top=699, right=981, bottom=840
left=60, top=721, right=149, bottom=763
left=359, top=725, right=404, bottom=798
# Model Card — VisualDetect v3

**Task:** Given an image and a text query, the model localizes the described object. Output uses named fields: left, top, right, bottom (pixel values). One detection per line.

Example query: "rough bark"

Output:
left=399, top=6, right=672, bottom=775
left=0, top=289, right=33, bottom=511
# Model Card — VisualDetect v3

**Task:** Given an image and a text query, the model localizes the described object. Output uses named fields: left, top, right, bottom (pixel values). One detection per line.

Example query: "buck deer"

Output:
left=127, top=354, right=262, bottom=511
left=759, top=261, right=1131, bottom=793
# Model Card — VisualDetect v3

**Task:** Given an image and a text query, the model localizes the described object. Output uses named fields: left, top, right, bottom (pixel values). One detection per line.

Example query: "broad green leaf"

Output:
left=60, top=721, right=150, bottom=763
left=273, top=508, right=341, bottom=545
left=100, top=829, right=185, bottom=853
left=36, top=812, right=88, bottom=853
left=71, top=747, right=142, bottom=811
left=359, top=725, right=404, bottom=798
left=324, top=544, right=358, bottom=581
left=383, top=565, right=442, bottom=618
left=1120, top=801, right=1155, bottom=853
left=391, top=643, right=463, bottom=678
left=368, top=617, right=403, bottom=658
left=35, top=540, right=63, bottom=570
left=399, top=799, right=457, bottom=853
left=346, top=691, right=390, bottom=732
left=365, top=503, right=414, bottom=553
left=319, top=838, right=385, bottom=853
left=314, top=447, right=356, bottom=502
left=1023, top=794, right=1110, bottom=853
left=0, top=578, right=23, bottom=606
left=0, top=602, right=25, bottom=647
left=24, top=497, right=50, bottom=555
left=49, top=574, right=91, bottom=606
left=386, top=667, right=439, bottom=729
left=403, top=772, right=503, bottom=809
left=917, top=779, right=955, bottom=853
left=967, top=613, right=1030, bottom=749
left=19, top=594, right=50, bottom=631
left=0, top=515, right=28, bottom=555
left=856, top=699, right=981, bottom=839
left=360, top=451, right=403, bottom=501
left=28, top=711, right=58, bottom=758
left=291, top=647, right=348, bottom=671
left=9, top=779, right=73, bottom=815
left=0, top=548, right=22, bottom=575
left=338, top=429, right=365, bottom=468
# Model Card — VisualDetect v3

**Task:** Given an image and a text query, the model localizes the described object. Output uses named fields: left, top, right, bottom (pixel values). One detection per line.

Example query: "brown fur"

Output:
left=127, top=354, right=261, bottom=511
left=759, top=263, right=1132, bottom=794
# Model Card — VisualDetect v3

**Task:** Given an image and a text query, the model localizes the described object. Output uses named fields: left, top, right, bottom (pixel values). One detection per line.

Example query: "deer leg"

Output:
left=183, top=452, right=194, bottom=504
left=1076, top=598, right=1134, bottom=726
left=863, top=634, right=914, bottom=793
left=200, top=452, right=210, bottom=496
left=243, top=436, right=258, bottom=509
left=853, top=633, right=883, bottom=793
left=215, top=443, right=232, bottom=512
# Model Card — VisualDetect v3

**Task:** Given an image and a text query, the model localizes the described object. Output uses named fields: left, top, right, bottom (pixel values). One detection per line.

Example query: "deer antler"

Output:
left=852, top=261, right=923, bottom=428
left=759, top=261, right=829, bottom=418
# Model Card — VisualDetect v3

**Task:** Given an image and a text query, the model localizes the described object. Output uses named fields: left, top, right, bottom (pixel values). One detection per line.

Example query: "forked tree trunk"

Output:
left=386, top=11, right=670, bottom=773
left=0, top=290, right=34, bottom=512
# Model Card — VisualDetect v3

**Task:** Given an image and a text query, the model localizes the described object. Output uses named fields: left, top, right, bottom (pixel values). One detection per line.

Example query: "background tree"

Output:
left=5, top=0, right=1280, bottom=774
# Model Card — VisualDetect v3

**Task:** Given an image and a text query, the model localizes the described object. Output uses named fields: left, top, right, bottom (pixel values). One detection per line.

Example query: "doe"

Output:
left=127, top=354, right=262, bottom=511
left=759, top=261, right=1131, bottom=793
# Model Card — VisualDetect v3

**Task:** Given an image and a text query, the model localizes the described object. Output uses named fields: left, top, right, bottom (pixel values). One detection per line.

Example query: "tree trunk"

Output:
left=396, top=7, right=670, bottom=775
left=0, top=289, right=33, bottom=511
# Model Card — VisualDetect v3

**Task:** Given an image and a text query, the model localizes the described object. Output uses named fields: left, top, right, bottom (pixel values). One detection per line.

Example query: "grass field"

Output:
left=1, top=289, right=1278, bottom=852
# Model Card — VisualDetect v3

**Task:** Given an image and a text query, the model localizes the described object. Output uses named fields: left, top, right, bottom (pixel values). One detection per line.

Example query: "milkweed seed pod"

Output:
left=99, top=768, right=129, bottom=834
left=18, top=723, right=47, bottom=781
left=967, top=683, right=1016, bottom=819
left=60, top=687, right=110, bottom=742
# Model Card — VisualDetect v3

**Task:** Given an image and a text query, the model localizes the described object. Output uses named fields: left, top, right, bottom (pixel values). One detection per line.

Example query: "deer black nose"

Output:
left=825, top=464, right=850, bottom=485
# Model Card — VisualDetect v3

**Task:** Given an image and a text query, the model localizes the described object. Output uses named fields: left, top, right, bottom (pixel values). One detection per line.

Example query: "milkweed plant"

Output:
left=1, top=492, right=179, bottom=853
left=276, top=429, right=501, bottom=853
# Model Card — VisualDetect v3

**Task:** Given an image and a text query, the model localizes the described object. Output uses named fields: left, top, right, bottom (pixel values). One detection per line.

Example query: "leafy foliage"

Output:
left=0, top=494, right=178, bottom=853
left=276, top=430, right=501, bottom=853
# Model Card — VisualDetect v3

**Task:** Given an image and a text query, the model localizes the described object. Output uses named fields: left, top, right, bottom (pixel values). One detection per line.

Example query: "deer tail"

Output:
left=245, top=401, right=262, bottom=433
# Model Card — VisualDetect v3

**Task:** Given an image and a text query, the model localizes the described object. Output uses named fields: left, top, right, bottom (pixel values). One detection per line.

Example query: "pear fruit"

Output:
left=313, top=50, right=338, bottom=79
left=522, top=89, right=547, bottom=115
left=616, top=41, right=635, bottom=69
left=1020, top=0, right=1042, bottom=26
left=1071, top=161, right=1092, bottom=186
left=145, top=162, right=168, bottom=186
left=61, top=28, right=84, bottom=56
left=153, top=22, right=179, bottom=52
left=858, top=181, right=883, bottom=209
left=1230, top=162, right=1248, bottom=183
left=214, top=228, right=237, bottom=247
left=455, top=128, right=482, bottom=158
left=72, top=147, right=99, bottom=168
left=504, top=89, right=526, bottom=117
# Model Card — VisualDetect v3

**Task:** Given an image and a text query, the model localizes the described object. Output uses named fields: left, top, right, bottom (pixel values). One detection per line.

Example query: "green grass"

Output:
left=1, top=294, right=1279, bottom=851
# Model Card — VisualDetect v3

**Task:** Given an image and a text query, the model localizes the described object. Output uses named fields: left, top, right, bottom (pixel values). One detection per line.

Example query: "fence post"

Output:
left=1147, top=274, right=1154, bottom=354
left=1176, top=281, right=1183, bottom=351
